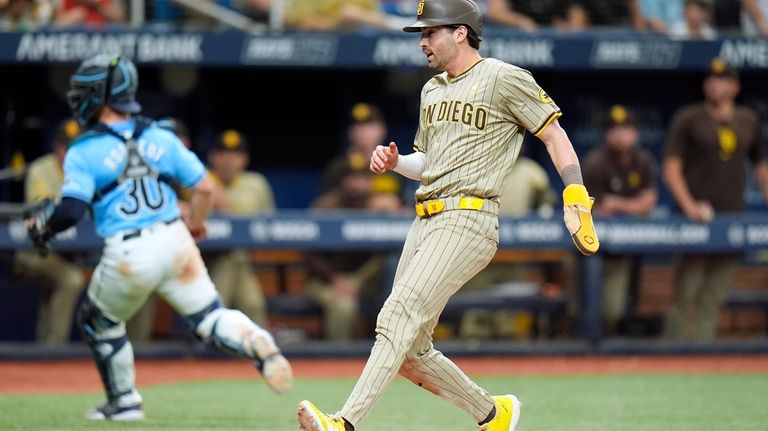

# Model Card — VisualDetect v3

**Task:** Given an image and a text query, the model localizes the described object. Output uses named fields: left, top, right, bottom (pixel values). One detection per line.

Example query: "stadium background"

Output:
left=0, top=1, right=767, bottom=429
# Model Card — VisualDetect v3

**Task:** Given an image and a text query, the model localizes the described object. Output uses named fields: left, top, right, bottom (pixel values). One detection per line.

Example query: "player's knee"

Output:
left=76, top=298, right=128, bottom=357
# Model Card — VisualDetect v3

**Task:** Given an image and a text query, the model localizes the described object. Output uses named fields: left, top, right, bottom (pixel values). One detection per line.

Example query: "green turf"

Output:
left=1, top=374, right=765, bottom=430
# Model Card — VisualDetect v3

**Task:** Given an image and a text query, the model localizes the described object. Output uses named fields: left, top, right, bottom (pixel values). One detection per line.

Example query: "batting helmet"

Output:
left=403, top=0, right=483, bottom=39
left=67, top=54, right=141, bottom=126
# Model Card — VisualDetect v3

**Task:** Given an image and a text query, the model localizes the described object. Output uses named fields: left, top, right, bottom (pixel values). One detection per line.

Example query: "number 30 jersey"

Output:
left=61, top=119, right=206, bottom=238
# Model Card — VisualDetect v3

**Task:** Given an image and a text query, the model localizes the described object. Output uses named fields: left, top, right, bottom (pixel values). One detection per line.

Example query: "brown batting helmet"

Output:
left=403, top=0, right=483, bottom=39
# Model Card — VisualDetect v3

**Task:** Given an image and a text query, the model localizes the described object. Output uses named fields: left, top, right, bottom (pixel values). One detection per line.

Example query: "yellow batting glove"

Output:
left=562, top=184, right=600, bottom=255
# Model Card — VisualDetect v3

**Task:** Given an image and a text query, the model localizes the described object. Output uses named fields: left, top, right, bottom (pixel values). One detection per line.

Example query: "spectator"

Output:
left=319, top=103, right=393, bottom=195
left=484, top=0, right=539, bottom=32
left=459, top=156, right=556, bottom=340
left=205, top=130, right=273, bottom=326
left=283, top=0, right=405, bottom=31
left=662, top=59, right=768, bottom=340
left=12, top=119, right=85, bottom=345
left=366, top=174, right=407, bottom=214
left=584, top=105, right=658, bottom=334
left=53, top=0, right=126, bottom=28
left=0, top=0, right=53, bottom=31
left=670, top=0, right=717, bottom=39
left=307, top=157, right=384, bottom=341
left=553, top=0, right=644, bottom=31
left=637, top=0, right=684, bottom=33
left=740, top=0, right=768, bottom=36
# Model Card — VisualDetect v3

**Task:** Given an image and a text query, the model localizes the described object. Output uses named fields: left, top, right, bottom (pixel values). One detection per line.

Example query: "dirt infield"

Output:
left=2, top=355, right=767, bottom=394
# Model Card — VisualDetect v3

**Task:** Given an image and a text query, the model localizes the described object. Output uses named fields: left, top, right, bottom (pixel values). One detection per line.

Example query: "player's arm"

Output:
left=370, top=142, right=426, bottom=181
left=186, top=174, right=214, bottom=241
left=538, top=119, right=600, bottom=255
left=754, top=160, right=768, bottom=204
left=26, top=197, right=89, bottom=253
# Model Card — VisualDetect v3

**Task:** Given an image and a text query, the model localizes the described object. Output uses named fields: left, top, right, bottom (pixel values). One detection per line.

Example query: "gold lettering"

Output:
left=437, top=101, right=448, bottom=121
left=475, top=107, right=487, bottom=130
left=461, top=103, right=474, bottom=126
left=451, top=100, right=462, bottom=123
left=426, top=104, right=435, bottom=125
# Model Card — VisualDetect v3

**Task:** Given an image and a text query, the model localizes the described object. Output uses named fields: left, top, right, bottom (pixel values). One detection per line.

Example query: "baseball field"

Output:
left=1, top=356, right=766, bottom=430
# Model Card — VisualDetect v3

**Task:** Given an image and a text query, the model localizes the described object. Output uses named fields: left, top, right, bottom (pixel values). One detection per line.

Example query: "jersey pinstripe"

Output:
left=414, top=58, right=560, bottom=202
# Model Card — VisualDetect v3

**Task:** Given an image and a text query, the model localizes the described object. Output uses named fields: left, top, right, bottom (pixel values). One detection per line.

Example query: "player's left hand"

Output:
left=24, top=198, right=56, bottom=256
left=562, top=184, right=600, bottom=255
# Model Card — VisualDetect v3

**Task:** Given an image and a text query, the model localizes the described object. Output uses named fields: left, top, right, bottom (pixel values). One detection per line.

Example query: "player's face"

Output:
left=348, top=121, right=387, bottom=153
left=703, top=75, right=739, bottom=103
left=605, top=124, right=638, bottom=154
left=209, top=150, right=248, bottom=183
left=419, top=26, right=459, bottom=71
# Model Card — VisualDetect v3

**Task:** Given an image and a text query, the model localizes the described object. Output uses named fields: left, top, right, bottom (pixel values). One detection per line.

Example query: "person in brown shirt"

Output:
left=584, top=105, right=658, bottom=334
left=662, top=58, right=768, bottom=341
left=307, top=156, right=385, bottom=341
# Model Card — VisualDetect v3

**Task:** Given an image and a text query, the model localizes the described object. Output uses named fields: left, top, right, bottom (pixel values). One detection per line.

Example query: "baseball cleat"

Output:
left=479, top=394, right=522, bottom=431
left=297, top=400, right=347, bottom=431
left=250, top=331, right=293, bottom=394
left=85, top=402, right=144, bottom=421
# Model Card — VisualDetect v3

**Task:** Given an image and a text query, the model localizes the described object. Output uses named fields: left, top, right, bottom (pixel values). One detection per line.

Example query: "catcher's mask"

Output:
left=67, top=54, right=141, bottom=126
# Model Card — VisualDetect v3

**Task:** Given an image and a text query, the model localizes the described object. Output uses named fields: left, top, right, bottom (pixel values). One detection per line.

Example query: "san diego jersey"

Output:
left=61, top=119, right=205, bottom=238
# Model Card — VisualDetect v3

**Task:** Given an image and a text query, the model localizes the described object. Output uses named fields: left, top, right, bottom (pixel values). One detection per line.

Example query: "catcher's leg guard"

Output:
left=77, top=298, right=141, bottom=404
left=187, top=299, right=293, bottom=394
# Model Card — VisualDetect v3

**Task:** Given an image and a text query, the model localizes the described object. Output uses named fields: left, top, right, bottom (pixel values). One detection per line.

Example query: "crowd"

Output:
left=1, top=0, right=767, bottom=37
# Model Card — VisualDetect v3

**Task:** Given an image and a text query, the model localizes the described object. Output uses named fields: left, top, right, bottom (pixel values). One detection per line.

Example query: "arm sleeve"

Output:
left=392, top=152, right=426, bottom=181
left=499, top=68, right=562, bottom=136
left=46, top=197, right=89, bottom=237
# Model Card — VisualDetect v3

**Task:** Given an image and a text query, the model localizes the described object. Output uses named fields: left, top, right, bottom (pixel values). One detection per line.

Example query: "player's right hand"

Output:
left=562, top=184, right=600, bottom=256
left=370, top=142, right=399, bottom=174
left=187, top=221, right=207, bottom=241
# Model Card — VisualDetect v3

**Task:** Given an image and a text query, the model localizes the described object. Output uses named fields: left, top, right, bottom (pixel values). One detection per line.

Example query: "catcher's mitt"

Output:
left=24, top=198, right=56, bottom=255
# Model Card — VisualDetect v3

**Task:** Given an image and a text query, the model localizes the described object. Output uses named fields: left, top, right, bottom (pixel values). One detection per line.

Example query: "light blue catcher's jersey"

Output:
left=61, top=119, right=206, bottom=238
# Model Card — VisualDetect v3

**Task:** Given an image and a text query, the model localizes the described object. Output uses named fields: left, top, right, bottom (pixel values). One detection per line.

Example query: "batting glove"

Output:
left=563, top=184, right=600, bottom=255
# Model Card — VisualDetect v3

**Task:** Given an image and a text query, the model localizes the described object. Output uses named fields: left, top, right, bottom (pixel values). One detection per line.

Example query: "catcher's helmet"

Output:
left=403, top=0, right=483, bottom=39
left=67, top=54, right=141, bottom=126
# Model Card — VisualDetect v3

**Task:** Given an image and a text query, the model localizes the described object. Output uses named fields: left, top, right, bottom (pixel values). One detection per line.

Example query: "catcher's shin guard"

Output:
left=77, top=298, right=139, bottom=403
left=189, top=299, right=293, bottom=393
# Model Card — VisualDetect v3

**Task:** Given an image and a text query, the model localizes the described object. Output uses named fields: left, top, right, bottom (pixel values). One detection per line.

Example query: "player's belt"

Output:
left=414, top=197, right=495, bottom=219
left=121, top=217, right=180, bottom=241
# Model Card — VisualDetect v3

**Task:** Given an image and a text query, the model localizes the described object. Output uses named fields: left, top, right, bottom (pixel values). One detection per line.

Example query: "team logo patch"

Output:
left=538, top=88, right=553, bottom=104
left=628, top=171, right=641, bottom=189
left=718, top=126, right=737, bottom=161
left=417, top=0, right=424, bottom=16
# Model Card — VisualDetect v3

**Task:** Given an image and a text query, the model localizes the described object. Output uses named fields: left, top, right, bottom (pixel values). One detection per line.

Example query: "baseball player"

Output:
left=296, top=1, right=599, bottom=430
left=26, top=54, right=293, bottom=421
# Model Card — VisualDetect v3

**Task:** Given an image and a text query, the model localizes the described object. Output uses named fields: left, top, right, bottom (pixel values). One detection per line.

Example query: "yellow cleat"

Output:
left=297, top=400, right=347, bottom=431
left=479, top=394, right=522, bottom=431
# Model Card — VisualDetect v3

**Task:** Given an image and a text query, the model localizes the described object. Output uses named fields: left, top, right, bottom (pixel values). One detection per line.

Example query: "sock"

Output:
left=343, top=417, right=355, bottom=431
left=478, top=406, right=496, bottom=426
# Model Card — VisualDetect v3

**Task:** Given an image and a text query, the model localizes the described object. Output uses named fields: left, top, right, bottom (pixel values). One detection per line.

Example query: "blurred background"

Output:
left=0, top=0, right=767, bottom=358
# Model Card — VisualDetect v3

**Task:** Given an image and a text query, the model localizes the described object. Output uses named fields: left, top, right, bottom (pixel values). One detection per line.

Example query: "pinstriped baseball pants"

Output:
left=339, top=210, right=498, bottom=427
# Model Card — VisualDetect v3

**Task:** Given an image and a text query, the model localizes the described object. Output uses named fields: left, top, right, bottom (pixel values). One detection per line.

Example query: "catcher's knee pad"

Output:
left=189, top=299, right=275, bottom=363
left=77, top=298, right=137, bottom=402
